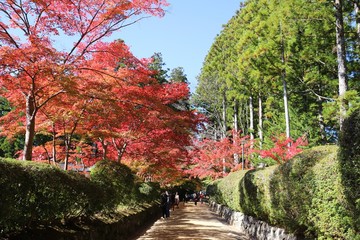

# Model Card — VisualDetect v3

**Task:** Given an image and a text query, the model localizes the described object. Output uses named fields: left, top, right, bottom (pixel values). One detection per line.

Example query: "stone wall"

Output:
left=209, top=202, right=299, bottom=240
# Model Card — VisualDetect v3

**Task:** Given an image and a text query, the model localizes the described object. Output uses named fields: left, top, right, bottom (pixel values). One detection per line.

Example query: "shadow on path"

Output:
left=133, top=202, right=250, bottom=240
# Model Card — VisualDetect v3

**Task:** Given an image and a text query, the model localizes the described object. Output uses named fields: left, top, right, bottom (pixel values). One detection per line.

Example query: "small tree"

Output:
left=259, top=134, right=308, bottom=164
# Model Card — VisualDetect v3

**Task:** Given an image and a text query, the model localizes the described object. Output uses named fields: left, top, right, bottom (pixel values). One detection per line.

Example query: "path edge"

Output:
left=209, top=201, right=299, bottom=240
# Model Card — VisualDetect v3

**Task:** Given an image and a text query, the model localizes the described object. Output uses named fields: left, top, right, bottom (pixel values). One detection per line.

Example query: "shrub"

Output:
left=136, top=181, right=161, bottom=203
left=269, top=146, right=354, bottom=239
left=0, top=158, right=161, bottom=236
left=215, top=170, right=246, bottom=211
left=90, top=160, right=135, bottom=206
left=239, top=166, right=276, bottom=223
left=208, top=146, right=358, bottom=239
left=339, top=109, right=360, bottom=235
left=0, top=159, right=106, bottom=233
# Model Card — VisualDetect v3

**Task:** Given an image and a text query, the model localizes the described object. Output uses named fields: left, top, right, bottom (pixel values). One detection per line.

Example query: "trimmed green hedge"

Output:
left=90, top=160, right=136, bottom=207
left=0, top=159, right=160, bottom=236
left=207, top=145, right=359, bottom=239
left=206, top=170, right=247, bottom=212
left=90, top=160, right=160, bottom=207
left=339, top=109, right=360, bottom=235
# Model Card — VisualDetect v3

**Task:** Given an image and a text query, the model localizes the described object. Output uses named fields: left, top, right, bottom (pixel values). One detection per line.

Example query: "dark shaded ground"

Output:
left=132, top=202, right=250, bottom=240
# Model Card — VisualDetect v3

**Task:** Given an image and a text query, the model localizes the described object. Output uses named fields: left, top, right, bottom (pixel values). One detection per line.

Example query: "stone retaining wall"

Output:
left=209, top=202, right=299, bottom=240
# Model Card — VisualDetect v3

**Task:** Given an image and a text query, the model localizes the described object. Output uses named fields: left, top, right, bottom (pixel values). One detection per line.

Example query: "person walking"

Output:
left=174, top=192, right=180, bottom=208
left=193, top=192, right=198, bottom=205
left=161, top=191, right=171, bottom=218
left=200, top=191, right=204, bottom=204
left=171, top=192, right=176, bottom=211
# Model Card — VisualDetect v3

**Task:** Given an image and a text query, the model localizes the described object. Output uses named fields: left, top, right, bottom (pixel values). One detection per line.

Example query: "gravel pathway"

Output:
left=133, top=202, right=250, bottom=240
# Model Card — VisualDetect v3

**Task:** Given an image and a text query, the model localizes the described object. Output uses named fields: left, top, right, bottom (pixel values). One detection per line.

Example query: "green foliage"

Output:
left=33, top=133, right=53, bottom=147
left=250, top=155, right=277, bottom=168
left=90, top=160, right=135, bottom=205
left=0, top=137, right=13, bottom=157
left=169, top=67, right=188, bottom=83
left=339, top=108, right=360, bottom=235
left=208, top=146, right=358, bottom=239
left=0, top=159, right=106, bottom=234
left=263, top=107, right=317, bottom=147
left=177, top=179, right=200, bottom=192
left=344, top=90, right=360, bottom=116
left=0, top=96, right=11, bottom=117
left=0, top=135, right=24, bottom=158
left=214, top=170, right=247, bottom=212
left=137, top=181, right=160, bottom=200
left=269, top=146, right=355, bottom=239
left=193, top=0, right=341, bottom=147
left=148, top=52, right=169, bottom=84
left=239, top=166, right=276, bottom=222
left=305, top=156, right=355, bottom=239
left=0, top=158, right=160, bottom=236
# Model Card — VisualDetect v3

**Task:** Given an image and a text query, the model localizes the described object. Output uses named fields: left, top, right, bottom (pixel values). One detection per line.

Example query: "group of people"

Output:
left=160, top=191, right=180, bottom=219
left=161, top=190, right=207, bottom=218
left=184, top=191, right=206, bottom=205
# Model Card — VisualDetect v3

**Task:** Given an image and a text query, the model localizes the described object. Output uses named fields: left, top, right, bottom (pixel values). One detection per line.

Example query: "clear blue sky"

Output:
left=117, top=1, right=242, bottom=93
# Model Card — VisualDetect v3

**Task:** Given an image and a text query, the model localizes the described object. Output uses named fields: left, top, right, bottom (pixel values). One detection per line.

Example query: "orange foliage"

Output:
left=258, top=134, right=308, bottom=164
left=187, top=132, right=251, bottom=180
left=0, top=0, right=169, bottom=160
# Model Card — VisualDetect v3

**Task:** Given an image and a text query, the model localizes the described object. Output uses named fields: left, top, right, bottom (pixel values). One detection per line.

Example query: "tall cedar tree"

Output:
left=194, top=0, right=343, bottom=152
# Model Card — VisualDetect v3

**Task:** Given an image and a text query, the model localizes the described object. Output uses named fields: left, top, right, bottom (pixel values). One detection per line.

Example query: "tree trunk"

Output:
left=258, top=95, right=263, bottom=149
left=249, top=96, right=254, bottom=142
left=23, top=95, right=36, bottom=160
left=222, top=91, right=227, bottom=174
left=100, top=138, right=109, bottom=160
left=317, top=96, right=327, bottom=144
left=52, top=122, right=57, bottom=165
left=63, top=135, right=70, bottom=170
left=214, top=129, right=218, bottom=140
left=222, top=91, right=227, bottom=138
left=215, top=112, right=223, bottom=140
left=239, top=101, right=246, bottom=134
left=63, top=117, right=80, bottom=170
left=112, top=138, right=127, bottom=163
left=245, top=100, right=249, bottom=135
left=280, top=23, right=291, bottom=140
left=248, top=96, right=255, bottom=168
left=42, top=144, right=51, bottom=164
left=233, top=99, right=239, bottom=165
left=335, top=0, right=348, bottom=129
left=241, top=141, right=245, bottom=170
left=282, top=76, right=290, bottom=140
left=354, top=1, right=360, bottom=44
left=233, top=99, right=239, bottom=132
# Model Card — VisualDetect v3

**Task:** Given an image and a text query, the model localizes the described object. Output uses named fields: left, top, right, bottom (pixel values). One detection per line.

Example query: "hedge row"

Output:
left=339, top=108, right=360, bottom=236
left=0, top=159, right=160, bottom=236
left=207, top=145, right=358, bottom=239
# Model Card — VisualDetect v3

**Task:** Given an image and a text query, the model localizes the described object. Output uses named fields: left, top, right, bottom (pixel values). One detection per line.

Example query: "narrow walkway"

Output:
left=134, top=202, right=250, bottom=240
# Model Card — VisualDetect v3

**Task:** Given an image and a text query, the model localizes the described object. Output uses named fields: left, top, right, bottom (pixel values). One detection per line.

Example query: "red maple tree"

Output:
left=0, top=0, right=168, bottom=160
left=258, top=134, right=308, bottom=164
left=187, top=131, right=251, bottom=180
left=20, top=39, right=200, bottom=181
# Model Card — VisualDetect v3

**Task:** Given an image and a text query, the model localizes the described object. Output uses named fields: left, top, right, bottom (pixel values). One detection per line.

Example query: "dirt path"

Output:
left=133, top=202, right=250, bottom=240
